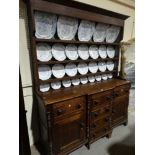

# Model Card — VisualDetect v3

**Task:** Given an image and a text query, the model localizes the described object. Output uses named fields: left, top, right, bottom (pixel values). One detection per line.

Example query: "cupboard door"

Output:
left=52, top=112, right=86, bottom=153
left=112, top=95, right=129, bottom=126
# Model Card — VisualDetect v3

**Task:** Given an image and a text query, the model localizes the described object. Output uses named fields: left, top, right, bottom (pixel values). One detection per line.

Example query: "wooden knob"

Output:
left=57, top=109, right=64, bottom=115
left=93, top=100, right=98, bottom=105
left=106, top=96, right=111, bottom=101
left=76, top=104, right=81, bottom=109
left=94, top=112, right=98, bottom=117
left=92, top=123, right=96, bottom=128
left=112, top=109, right=116, bottom=114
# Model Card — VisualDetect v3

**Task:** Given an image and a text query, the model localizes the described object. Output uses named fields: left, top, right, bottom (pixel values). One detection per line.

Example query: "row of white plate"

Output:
left=39, top=61, right=115, bottom=80
left=37, top=43, right=116, bottom=62
left=40, top=73, right=113, bottom=92
left=35, top=11, right=120, bottom=43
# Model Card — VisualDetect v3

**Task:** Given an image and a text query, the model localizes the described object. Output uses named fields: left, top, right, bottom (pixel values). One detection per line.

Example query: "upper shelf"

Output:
left=35, top=38, right=120, bottom=46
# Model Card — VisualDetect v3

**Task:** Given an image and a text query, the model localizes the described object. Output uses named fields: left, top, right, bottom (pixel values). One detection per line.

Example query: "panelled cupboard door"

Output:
left=52, top=112, right=86, bottom=153
left=112, top=95, right=129, bottom=126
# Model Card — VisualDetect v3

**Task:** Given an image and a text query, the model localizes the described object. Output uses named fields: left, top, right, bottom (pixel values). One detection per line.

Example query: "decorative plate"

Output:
left=88, top=76, right=95, bottom=83
left=34, top=11, right=57, bottom=39
left=51, top=81, right=61, bottom=90
left=102, top=74, right=108, bottom=80
left=52, top=44, right=66, bottom=61
left=78, top=45, right=89, bottom=60
left=80, top=77, right=88, bottom=84
left=77, top=62, right=88, bottom=75
left=107, top=73, right=113, bottom=79
left=65, top=44, right=78, bottom=60
left=107, top=46, right=115, bottom=58
left=106, top=26, right=120, bottom=43
left=98, top=45, right=107, bottom=59
left=38, top=65, right=52, bottom=80
left=39, top=84, right=50, bottom=92
left=62, top=80, right=72, bottom=88
left=106, top=60, right=115, bottom=71
left=98, top=61, right=107, bottom=72
left=78, top=20, right=95, bottom=41
left=52, top=64, right=65, bottom=78
left=36, top=43, right=52, bottom=62
left=65, top=63, right=77, bottom=77
left=95, top=75, right=102, bottom=81
left=57, top=16, right=78, bottom=40
left=88, top=62, right=98, bottom=73
left=72, top=78, right=80, bottom=86
left=89, top=45, right=99, bottom=59
left=93, top=23, right=109, bottom=42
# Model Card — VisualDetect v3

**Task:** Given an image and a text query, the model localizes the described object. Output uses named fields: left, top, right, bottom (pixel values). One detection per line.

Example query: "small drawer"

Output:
left=91, top=90, right=113, bottom=109
left=90, top=127, right=109, bottom=141
left=90, top=117, right=111, bottom=132
left=53, top=97, right=85, bottom=118
left=91, top=105, right=111, bottom=121
left=114, top=84, right=130, bottom=98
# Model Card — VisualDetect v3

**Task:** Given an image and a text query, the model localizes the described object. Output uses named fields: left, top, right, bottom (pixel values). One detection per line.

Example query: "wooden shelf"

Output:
left=37, top=58, right=119, bottom=65
left=39, top=70, right=117, bottom=84
left=35, top=38, right=120, bottom=46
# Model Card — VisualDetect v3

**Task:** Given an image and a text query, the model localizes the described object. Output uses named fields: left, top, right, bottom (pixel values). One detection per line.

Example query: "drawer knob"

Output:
left=57, top=109, right=64, bottom=115
left=105, top=118, right=110, bottom=122
left=93, top=100, right=98, bottom=105
left=94, top=112, right=99, bottom=117
left=92, top=123, right=96, bottom=128
left=76, top=104, right=81, bottom=109
left=112, top=109, right=116, bottom=114
left=114, top=93, right=119, bottom=97
left=106, top=96, right=111, bottom=101
left=105, top=107, right=110, bottom=112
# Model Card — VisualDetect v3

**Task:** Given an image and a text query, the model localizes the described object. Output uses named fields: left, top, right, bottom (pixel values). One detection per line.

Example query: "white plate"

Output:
left=34, top=11, right=57, bottom=39
left=106, top=26, right=120, bottom=43
left=80, top=77, right=88, bottom=84
left=88, top=62, right=98, bottom=73
left=65, top=63, right=77, bottom=77
left=106, top=61, right=115, bottom=71
left=57, top=16, right=78, bottom=40
left=95, top=75, right=102, bottom=81
left=39, top=84, right=50, bottom=92
left=36, top=43, right=52, bottom=62
left=38, top=65, right=52, bottom=80
left=62, top=80, right=71, bottom=88
left=52, top=44, right=66, bottom=61
left=89, top=45, right=99, bottom=59
left=98, top=61, right=107, bottom=72
left=107, top=46, right=115, bottom=58
left=98, top=45, right=107, bottom=59
left=93, top=23, right=109, bottom=42
left=78, top=45, right=89, bottom=60
left=72, top=78, right=80, bottom=86
left=78, top=20, right=95, bottom=41
left=102, top=74, right=108, bottom=80
left=65, top=44, right=78, bottom=60
left=107, top=73, right=113, bottom=79
left=51, top=81, right=61, bottom=90
left=77, top=62, right=88, bottom=75
left=88, top=76, right=95, bottom=83
left=52, top=64, right=65, bottom=78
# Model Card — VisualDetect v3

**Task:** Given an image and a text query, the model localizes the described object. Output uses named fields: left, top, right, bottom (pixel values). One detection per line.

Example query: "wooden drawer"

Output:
left=52, top=97, right=85, bottom=119
left=91, top=90, right=113, bottom=109
left=90, top=116, right=110, bottom=132
left=91, top=105, right=111, bottom=121
left=90, top=127, right=109, bottom=141
left=114, top=84, right=130, bottom=98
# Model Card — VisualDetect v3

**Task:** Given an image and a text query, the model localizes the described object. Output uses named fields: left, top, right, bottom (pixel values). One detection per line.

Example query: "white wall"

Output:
left=19, top=0, right=135, bottom=146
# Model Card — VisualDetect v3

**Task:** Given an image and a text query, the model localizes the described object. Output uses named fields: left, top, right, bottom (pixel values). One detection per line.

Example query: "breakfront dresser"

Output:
left=26, top=0, right=131, bottom=154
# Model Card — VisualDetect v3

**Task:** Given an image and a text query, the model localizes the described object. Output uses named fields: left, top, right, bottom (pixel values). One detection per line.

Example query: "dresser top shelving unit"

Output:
left=26, top=0, right=129, bottom=102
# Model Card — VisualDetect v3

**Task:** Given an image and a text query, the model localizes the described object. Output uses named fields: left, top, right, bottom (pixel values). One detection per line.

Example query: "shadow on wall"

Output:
left=108, top=126, right=135, bottom=155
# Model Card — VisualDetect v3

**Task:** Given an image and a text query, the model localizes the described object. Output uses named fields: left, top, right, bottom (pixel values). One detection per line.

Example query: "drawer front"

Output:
left=90, top=127, right=109, bottom=141
left=114, top=84, right=130, bottom=98
left=53, top=97, right=85, bottom=119
left=91, top=90, right=113, bottom=109
left=91, top=105, right=111, bottom=121
left=90, top=116, right=111, bottom=132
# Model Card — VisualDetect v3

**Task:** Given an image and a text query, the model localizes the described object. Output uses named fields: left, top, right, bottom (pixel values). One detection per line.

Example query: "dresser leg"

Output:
left=106, top=131, right=112, bottom=139
left=85, top=143, right=90, bottom=150
left=123, top=121, right=128, bottom=126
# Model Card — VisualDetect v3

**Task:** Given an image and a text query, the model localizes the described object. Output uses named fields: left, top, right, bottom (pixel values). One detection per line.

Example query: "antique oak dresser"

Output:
left=26, top=0, right=131, bottom=154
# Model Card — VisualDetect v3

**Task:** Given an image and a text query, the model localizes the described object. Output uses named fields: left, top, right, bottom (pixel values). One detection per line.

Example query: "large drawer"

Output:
left=52, top=97, right=86, bottom=120
left=114, top=84, right=130, bottom=98
left=91, top=90, right=113, bottom=110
